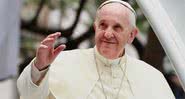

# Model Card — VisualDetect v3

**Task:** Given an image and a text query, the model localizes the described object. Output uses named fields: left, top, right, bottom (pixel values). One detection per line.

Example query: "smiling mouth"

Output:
left=102, top=40, right=117, bottom=44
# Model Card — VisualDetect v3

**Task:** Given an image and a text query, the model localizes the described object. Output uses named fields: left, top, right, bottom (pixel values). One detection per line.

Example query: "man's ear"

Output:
left=127, top=27, right=138, bottom=44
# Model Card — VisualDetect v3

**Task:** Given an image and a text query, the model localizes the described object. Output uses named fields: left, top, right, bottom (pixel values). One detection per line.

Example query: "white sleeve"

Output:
left=31, top=60, right=49, bottom=85
left=17, top=59, right=50, bottom=99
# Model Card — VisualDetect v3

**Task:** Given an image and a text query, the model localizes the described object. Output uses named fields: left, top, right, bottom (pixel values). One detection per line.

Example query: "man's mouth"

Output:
left=101, top=40, right=117, bottom=44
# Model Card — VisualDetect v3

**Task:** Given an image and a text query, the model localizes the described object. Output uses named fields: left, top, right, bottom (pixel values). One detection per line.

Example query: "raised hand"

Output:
left=34, top=32, right=66, bottom=70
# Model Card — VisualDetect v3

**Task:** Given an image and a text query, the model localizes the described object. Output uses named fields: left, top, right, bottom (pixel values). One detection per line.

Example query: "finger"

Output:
left=42, top=32, right=61, bottom=48
left=39, top=44, right=48, bottom=49
left=47, top=32, right=61, bottom=39
left=53, top=44, right=66, bottom=58
left=41, top=38, right=55, bottom=47
left=37, top=44, right=49, bottom=53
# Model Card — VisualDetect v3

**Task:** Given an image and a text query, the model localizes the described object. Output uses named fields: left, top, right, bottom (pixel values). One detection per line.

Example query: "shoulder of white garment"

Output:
left=50, top=48, right=95, bottom=71
left=54, top=48, right=94, bottom=62
left=53, top=48, right=163, bottom=75
left=51, top=48, right=163, bottom=77
left=126, top=55, right=175, bottom=98
left=125, top=54, right=167, bottom=83
left=126, top=54, right=161, bottom=73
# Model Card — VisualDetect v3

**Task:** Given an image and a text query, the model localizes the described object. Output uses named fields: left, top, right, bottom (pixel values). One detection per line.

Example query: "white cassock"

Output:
left=17, top=47, right=175, bottom=99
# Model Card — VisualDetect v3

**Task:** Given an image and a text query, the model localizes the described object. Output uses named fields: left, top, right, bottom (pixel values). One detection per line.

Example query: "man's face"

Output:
left=94, top=3, right=135, bottom=59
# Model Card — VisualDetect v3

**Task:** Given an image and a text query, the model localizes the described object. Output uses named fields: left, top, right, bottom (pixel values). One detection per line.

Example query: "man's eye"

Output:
left=114, top=25, right=122, bottom=32
left=99, top=23, right=107, bottom=29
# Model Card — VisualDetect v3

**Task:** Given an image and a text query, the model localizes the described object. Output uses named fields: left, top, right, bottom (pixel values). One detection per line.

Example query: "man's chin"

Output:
left=100, top=50, right=115, bottom=59
left=100, top=47, right=113, bottom=55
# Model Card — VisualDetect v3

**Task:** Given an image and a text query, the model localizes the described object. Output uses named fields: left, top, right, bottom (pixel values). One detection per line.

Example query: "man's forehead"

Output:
left=97, top=4, right=130, bottom=27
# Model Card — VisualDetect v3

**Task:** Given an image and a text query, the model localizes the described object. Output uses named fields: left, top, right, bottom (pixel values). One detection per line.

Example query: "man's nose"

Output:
left=104, top=28, right=114, bottom=39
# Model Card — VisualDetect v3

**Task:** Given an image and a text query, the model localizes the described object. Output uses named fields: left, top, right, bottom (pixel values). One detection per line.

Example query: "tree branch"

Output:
left=31, top=0, right=47, bottom=25
left=64, top=25, right=94, bottom=50
left=70, top=0, right=88, bottom=32
left=21, top=20, right=72, bottom=37
left=21, top=0, right=88, bottom=37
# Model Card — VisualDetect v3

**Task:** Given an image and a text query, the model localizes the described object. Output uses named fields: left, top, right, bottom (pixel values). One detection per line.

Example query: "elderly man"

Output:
left=17, top=0, right=175, bottom=99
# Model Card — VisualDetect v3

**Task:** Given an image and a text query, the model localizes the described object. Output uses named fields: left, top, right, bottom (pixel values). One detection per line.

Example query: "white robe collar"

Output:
left=94, top=46, right=126, bottom=67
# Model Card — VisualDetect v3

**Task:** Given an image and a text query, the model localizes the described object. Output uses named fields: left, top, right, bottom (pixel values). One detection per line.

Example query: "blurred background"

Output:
left=0, top=0, right=184, bottom=99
